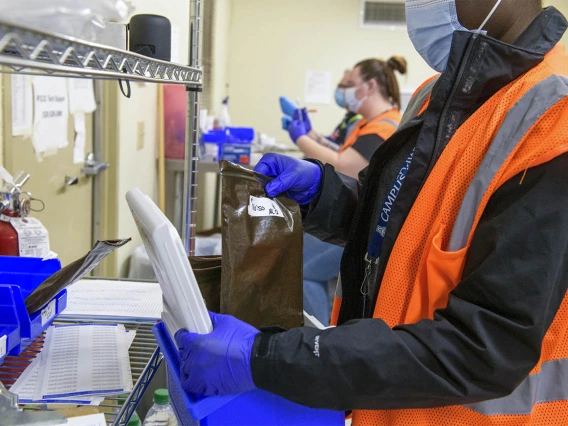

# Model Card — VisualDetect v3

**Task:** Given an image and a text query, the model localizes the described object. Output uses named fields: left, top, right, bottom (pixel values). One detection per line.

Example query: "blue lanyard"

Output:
left=366, top=149, right=415, bottom=264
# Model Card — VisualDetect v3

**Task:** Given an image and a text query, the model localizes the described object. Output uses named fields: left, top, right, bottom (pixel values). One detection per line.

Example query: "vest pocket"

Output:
left=404, top=222, right=470, bottom=324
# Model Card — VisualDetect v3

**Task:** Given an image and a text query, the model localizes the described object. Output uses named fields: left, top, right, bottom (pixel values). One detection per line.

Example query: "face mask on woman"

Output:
left=344, top=84, right=368, bottom=114
left=335, top=88, right=347, bottom=109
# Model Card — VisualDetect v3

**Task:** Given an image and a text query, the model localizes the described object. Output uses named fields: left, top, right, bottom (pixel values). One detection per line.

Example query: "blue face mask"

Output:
left=406, top=0, right=502, bottom=73
left=335, top=88, right=347, bottom=109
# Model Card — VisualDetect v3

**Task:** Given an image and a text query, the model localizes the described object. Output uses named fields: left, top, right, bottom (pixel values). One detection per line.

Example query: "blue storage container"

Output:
left=225, top=127, right=254, bottom=143
left=0, top=256, right=66, bottom=364
left=0, top=285, right=21, bottom=363
left=153, top=322, right=344, bottom=426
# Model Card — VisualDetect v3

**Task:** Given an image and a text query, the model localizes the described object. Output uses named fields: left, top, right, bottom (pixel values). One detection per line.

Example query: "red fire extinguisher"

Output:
left=0, top=170, right=48, bottom=257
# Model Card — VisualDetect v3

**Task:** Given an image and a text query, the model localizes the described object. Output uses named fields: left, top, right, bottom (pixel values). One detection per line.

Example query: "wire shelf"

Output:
left=0, top=19, right=202, bottom=86
left=0, top=320, right=162, bottom=426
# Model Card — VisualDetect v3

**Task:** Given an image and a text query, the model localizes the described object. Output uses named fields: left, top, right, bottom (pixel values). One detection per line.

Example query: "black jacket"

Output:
left=251, top=8, right=568, bottom=411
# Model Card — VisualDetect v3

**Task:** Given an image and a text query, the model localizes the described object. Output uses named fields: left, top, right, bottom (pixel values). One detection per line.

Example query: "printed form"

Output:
left=10, top=330, right=135, bottom=405
left=37, top=324, right=133, bottom=399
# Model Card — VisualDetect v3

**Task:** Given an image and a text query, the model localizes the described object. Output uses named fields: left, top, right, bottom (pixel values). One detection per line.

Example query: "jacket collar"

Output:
left=426, top=7, right=567, bottom=149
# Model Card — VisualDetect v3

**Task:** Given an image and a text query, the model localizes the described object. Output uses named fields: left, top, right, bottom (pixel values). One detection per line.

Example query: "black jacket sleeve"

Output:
left=302, top=163, right=362, bottom=246
left=351, top=134, right=386, bottom=162
left=251, top=153, right=568, bottom=410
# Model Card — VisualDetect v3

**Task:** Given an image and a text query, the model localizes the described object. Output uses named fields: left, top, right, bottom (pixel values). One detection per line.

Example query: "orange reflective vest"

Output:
left=339, top=109, right=401, bottom=154
left=332, top=43, right=568, bottom=425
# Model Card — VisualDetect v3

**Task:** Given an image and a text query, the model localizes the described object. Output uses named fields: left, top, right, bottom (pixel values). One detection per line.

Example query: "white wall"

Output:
left=114, top=0, right=191, bottom=276
left=226, top=0, right=435, bottom=141
left=225, top=0, right=568, bottom=141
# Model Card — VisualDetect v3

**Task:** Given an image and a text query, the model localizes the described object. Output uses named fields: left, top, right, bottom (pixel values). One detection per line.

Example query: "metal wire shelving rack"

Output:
left=0, top=0, right=204, bottom=424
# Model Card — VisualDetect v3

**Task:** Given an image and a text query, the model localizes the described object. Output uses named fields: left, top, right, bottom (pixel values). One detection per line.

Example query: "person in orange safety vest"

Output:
left=175, top=1, right=568, bottom=425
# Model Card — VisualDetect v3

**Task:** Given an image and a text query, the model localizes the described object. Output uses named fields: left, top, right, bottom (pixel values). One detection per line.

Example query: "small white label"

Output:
left=0, top=335, right=6, bottom=358
left=41, top=300, right=57, bottom=326
left=248, top=196, right=284, bottom=218
left=10, top=217, right=50, bottom=258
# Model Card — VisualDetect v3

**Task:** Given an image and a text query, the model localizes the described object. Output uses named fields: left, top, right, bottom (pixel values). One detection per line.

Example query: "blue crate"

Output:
left=0, top=285, right=21, bottom=363
left=0, top=256, right=66, bottom=363
left=153, top=322, right=344, bottom=426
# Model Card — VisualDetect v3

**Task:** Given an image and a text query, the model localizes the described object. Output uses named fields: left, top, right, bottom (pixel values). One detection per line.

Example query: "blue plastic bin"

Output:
left=0, top=285, right=21, bottom=362
left=0, top=256, right=66, bottom=363
left=226, top=127, right=254, bottom=143
left=153, top=322, right=344, bottom=426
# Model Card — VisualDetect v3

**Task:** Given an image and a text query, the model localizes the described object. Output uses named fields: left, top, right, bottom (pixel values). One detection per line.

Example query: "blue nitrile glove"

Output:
left=254, top=153, right=322, bottom=205
left=175, top=311, right=259, bottom=397
left=293, top=108, right=312, bottom=134
left=281, top=115, right=292, bottom=131
left=279, top=96, right=298, bottom=117
left=288, top=119, right=308, bottom=143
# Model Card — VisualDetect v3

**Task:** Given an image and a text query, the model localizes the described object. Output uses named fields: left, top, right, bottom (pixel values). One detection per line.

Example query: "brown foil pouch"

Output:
left=25, top=239, right=131, bottom=314
left=219, top=161, right=303, bottom=329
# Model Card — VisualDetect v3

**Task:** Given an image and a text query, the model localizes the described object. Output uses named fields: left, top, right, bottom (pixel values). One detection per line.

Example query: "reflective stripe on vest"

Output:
left=399, top=76, right=439, bottom=127
left=465, top=358, right=568, bottom=415
left=449, top=75, right=568, bottom=251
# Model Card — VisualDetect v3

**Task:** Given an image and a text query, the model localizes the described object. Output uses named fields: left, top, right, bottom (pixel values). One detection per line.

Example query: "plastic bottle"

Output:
left=118, top=393, right=141, bottom=426
left=218, top=97, right=231, bottom=129
left=142, top=389, right=178, bottom=426
left=128, top=412, right=141, bottom=426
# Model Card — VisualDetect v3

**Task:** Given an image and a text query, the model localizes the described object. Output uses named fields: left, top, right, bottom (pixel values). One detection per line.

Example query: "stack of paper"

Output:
left=10, top=325, right=134, bottom=405
left=60, top=279, right=163, bottom=321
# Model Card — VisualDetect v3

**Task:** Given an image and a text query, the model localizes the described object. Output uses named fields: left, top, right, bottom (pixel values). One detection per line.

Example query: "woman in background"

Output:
left=287, top=56, right=407, bottom=179
left=296, top=56, right=407, bottom=325
left=280, top=70, right=362, bottom=149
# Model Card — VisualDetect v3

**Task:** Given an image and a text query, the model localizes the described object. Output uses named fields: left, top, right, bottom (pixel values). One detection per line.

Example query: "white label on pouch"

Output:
left=248, top=196, right=284, bottom=218
left=0, top=335, right=6, bottom=358
left=10, top=217, right=50, bottom=258
left=41, top=300, right=56, bottom=326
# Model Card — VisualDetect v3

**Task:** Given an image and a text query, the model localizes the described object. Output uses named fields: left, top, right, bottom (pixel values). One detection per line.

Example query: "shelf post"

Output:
left=183, top=0, right=202, bottom=256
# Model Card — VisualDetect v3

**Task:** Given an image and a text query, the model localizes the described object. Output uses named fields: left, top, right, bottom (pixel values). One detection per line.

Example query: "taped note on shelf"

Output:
left=0, top=335, right=6, bottom=358
left=248, top=196, right=284, bottom=218
left=11, top=74, right=33, bottom=136
left=32, top=76, right=69, bottom=156
left=41, top=300, right=57, bottom=325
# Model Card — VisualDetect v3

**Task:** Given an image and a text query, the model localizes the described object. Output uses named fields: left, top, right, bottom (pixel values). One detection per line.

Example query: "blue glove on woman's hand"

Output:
left=175, top=312, right=259, bottom=397
left=254, top=153, right=322, bottom=205
left=293, top=108, right=312, bottom=134
left=288, top=119, right=308, bottom=143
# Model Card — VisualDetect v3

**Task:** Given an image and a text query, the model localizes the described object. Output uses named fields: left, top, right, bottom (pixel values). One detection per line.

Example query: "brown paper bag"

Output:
left=219, top=161, right=303, bottom=329
left=189, top=256, right=222, bottom=313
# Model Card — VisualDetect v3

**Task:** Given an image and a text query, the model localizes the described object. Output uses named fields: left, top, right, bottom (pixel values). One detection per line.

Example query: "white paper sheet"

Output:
left=68, top=79, right=97, bottom=114
left=67, top=414, right=107, bottom=426
left=73, top=113, right=87, bottom=164
left=32, top=76, right=69, bottom=155
left=11, top=74, right=33, bottom=136
left=10, top=357, right=105, bottom=405
left=61, top=279, right=162, bottom=320
left=37, top=324, right=132, bottom=400
left=304, top=70, right=332, bottom=105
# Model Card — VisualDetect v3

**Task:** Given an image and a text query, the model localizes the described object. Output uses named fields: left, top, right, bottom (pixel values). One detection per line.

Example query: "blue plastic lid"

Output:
left=226, top=127, right=254, bottom=142
left=202, top=130, right=227, bottom=143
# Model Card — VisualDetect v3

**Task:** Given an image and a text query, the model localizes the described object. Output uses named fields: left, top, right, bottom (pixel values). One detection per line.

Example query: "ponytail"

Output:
left=355, top=56, right=407, bottom=109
